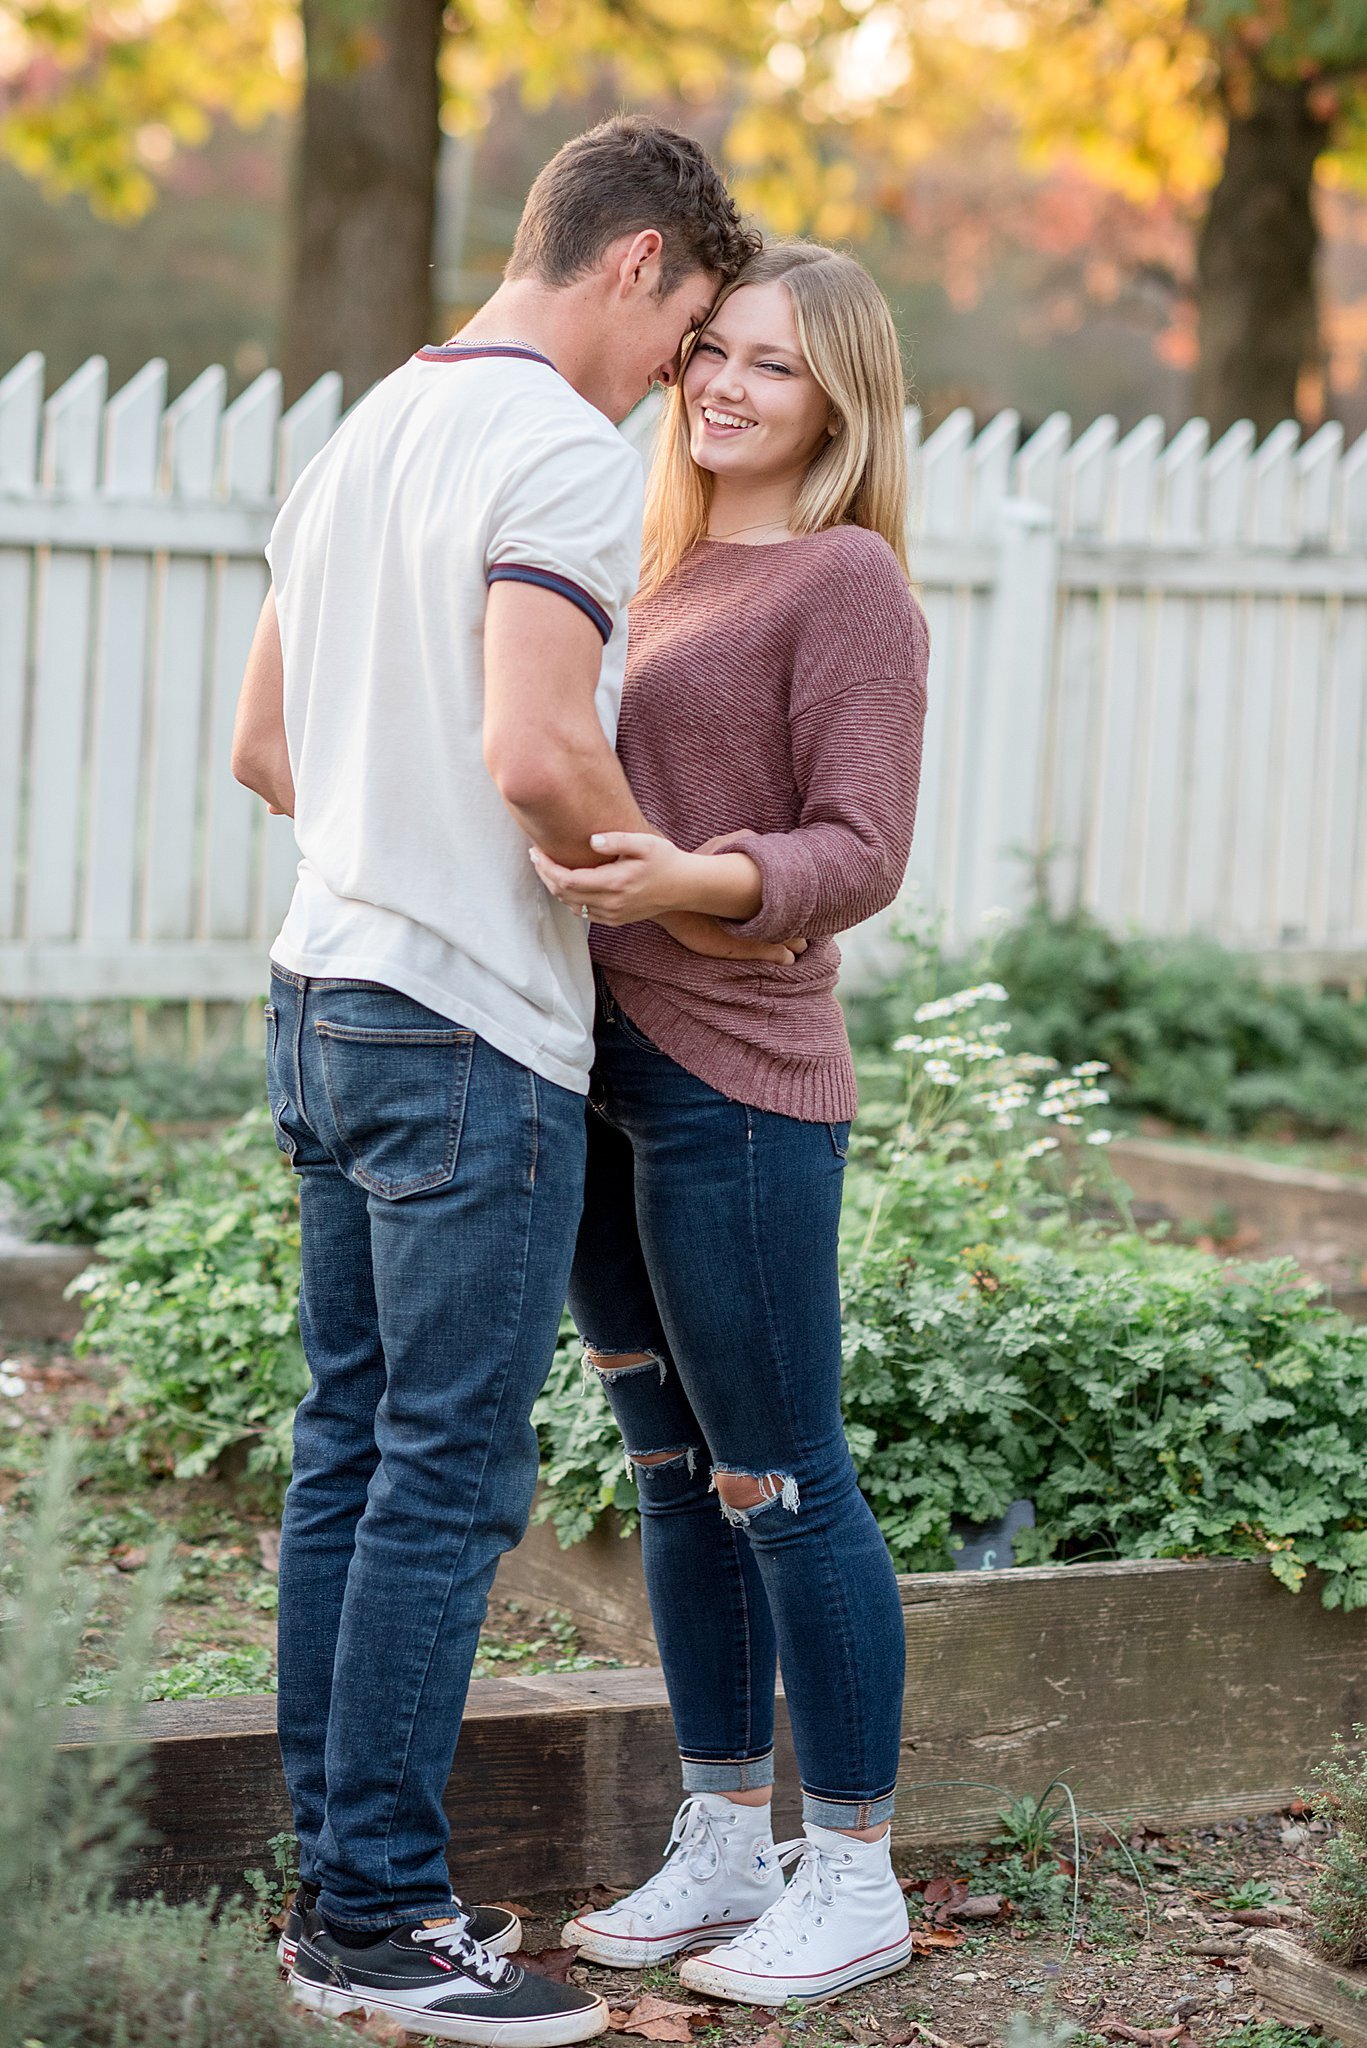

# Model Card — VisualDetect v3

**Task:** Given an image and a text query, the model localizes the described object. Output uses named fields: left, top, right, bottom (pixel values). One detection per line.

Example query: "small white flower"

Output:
left=892, top=1034, right=923, bottom=1053
left=1086, top=1128, right=1114, bottom=1146
left=0, top=1370, right=24, bottom=1399
left=1056, top=1113, right=1083, bottom=1127
left=1072, top=1061, right=1110, bottom=1076
left=1022, top=1136, right=1060, bottom=1159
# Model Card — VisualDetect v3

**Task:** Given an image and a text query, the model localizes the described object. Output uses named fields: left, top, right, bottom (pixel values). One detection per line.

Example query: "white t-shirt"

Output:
left=266, top=342, right=644, bottom=1094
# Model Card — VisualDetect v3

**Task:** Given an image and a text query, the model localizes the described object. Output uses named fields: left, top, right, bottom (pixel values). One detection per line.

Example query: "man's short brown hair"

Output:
left=506, top=115, right=760, bottom=295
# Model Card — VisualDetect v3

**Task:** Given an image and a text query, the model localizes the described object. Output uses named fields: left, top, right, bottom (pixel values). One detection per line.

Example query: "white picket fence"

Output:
left=1, top=348, right=1366, bottom=1003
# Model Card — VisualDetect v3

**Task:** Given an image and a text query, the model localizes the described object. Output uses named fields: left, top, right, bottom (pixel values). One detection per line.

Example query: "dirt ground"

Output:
left=0, top=1341, right=622, bottom=1698
left=469, top=1810, right=1328, bottom=2048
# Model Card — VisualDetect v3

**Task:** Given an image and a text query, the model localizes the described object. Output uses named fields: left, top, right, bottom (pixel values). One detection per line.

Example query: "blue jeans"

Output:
left=266, top=968, right=586, bottom=1928
left=567, top=984, right=905, bottom=1829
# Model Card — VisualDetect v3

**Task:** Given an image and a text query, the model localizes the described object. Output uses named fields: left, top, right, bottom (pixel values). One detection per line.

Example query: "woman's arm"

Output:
left=706, top=664, right=928, bottom=945
left=529, top=834, right=763, bottom=924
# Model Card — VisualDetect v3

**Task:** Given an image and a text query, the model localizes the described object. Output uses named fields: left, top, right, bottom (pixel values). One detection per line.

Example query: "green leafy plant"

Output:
left=1306, top=1726, right=1367, bottom=1965
left=1220, top=1876, right=1286, bottom=1911
left=1, top=1106, right=172, bottom=1244
left=3, top=1004, right=263, bottom=1122
left=75, top=1109, right=307, bottom=1479
left=845, top=1241, right=1367, bottom=1603
left=847, top=903, right=1367, bottom=1141
left=0, top=1439, right=336, bottom=2048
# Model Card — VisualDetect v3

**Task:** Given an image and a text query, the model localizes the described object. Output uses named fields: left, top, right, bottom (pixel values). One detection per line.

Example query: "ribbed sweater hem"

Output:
left=603, top=971, right=858, bottom=1124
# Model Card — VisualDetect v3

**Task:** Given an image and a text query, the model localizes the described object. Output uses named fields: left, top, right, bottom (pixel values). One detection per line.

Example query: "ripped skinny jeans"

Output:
left=566, top=985, right=905, bottom=1829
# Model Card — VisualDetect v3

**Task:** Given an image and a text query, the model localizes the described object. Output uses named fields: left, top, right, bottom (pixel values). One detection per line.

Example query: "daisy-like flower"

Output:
left=1086, top=1128, right=1114, bottom=1146
left=1021, top=1136, right=1060, bottom=1158
left=924, top=1060, right=962, bottom=1086
left=912, top=982, right=1010, bottom=1024
left=1072, top=1061, right=1110, bottom=1076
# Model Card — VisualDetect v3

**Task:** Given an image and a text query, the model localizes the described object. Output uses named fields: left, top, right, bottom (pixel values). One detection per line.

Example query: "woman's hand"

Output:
left=529, top=832, right=698, bottom=926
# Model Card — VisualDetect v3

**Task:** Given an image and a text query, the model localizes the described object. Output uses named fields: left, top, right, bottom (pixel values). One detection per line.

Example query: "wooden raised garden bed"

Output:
left=62, top=1555, right=1367, bottom=1905
left=1107, top=1137, right=1367, bottom=1250
left=0, top=1232, right=90, bottom=1342
left=1249, top=1928, right=1367, bottom=2048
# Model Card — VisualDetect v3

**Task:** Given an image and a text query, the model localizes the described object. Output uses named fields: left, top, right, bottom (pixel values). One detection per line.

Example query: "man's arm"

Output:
left=231, top=590, right=295, bottom=817
left=483, top=582, right=795, bottom=962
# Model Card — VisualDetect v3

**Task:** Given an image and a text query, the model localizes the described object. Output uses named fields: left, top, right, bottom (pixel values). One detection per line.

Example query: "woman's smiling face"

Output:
left=682, top=280, right=835, bottom=488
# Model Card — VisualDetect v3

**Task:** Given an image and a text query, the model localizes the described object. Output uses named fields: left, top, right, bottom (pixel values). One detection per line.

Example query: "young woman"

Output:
left=529, top=243, right=929, bottom=2007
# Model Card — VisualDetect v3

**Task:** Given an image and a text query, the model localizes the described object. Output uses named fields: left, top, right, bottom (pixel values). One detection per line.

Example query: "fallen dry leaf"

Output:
left=951, top=1895, right=1002, bottom=1921
left=519, top=1946, right=581, bottom=1983
left=486, top=1901, right=533, bottom=1919
left=922, top=1876, right=969, bottom=1926
left=1219, top=1909, right=1287, bottom=1927
left=608, top=1994, right=719, bottom=2041
left=582, top=1882, right=630, bottom=1911
left=335, top=2014, right=409, bottom=2046
left=910, top=1926, right=965, bottom=1952
left=257, top=1528, right=282, bottom=1571
left=111, top=1544, right=148, bottom=1571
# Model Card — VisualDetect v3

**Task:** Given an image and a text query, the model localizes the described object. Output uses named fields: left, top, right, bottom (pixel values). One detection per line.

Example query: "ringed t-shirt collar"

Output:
left=415, top=341, right=556, bottom=369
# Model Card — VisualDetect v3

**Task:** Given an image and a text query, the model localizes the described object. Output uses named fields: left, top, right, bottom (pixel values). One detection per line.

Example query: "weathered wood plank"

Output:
left=59, top=1670, right=802, bottom=1906
left=58, top=1557, right=1367, bottom=1903
left=1248, top=1929, right=1367, bottom=2048
left=1105, top=1136, right=1367, bottom=1249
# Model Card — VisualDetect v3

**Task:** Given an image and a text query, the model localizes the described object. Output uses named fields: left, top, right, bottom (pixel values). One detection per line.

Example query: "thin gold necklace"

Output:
left=709, top=518, right=794, bottom=541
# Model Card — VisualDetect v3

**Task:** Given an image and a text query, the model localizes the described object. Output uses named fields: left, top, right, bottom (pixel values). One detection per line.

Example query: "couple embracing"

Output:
left=232, top=112, right=929, bottom=2046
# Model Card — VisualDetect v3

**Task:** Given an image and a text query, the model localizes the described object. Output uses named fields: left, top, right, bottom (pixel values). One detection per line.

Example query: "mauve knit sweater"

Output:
left=590, top=526, right=930, bottom=1122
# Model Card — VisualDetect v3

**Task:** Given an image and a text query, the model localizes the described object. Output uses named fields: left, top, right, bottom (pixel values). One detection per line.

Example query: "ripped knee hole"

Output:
left=584, top=1347, right=669, bottom=1387
left=712, top=1470, right=799, bottom=1512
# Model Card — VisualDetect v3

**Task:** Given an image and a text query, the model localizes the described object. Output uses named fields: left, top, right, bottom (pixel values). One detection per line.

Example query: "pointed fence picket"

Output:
left=1, top=351, right=1366, bottom=1002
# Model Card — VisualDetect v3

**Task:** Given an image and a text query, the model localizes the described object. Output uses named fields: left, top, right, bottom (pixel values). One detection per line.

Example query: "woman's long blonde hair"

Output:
left=638, top=241, right=910, bottom=600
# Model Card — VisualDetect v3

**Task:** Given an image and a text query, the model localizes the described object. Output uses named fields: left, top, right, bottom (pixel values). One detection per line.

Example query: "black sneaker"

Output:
left=277, top=1887, right=523, bottom=1974
left=290, top=1913, right=607, bottom=2044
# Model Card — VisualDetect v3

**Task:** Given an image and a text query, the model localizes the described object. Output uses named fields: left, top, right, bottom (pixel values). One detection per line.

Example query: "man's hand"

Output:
left=657, top=911, right=806, bottom=966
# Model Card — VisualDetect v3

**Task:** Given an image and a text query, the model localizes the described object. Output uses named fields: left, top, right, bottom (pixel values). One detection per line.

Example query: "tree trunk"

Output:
left=281, top=0, right=445, bottom=405
left=1195, top=70, right=1329, bottom=437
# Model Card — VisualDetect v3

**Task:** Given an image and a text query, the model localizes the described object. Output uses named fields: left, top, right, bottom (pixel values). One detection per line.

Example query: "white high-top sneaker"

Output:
left=562, top=1795, right=784, bottom=1966
left=677, top=1823, right=912, bottom=2004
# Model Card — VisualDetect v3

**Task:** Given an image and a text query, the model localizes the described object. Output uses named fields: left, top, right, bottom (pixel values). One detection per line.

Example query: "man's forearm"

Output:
left=236, top=741, right=295, bottom=817
left=494, top=720, right=653, bottom=869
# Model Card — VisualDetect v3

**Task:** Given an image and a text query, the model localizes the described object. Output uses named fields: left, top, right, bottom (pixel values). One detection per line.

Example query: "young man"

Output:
left=231, top=116, right=767, bottom=2045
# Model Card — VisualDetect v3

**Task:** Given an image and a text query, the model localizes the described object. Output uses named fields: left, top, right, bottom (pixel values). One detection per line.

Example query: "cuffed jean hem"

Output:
left=802, top=1790, right=897, bottom=1829
left=680, top=1751, right=776, bottom=1794
left=317, top=1894, right=457, bottom=1934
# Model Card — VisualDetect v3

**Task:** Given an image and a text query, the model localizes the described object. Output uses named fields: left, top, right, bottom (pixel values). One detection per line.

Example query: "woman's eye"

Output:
left=695, top=341, right=723, bottom=357
left=760, top=361, right=792, bottom=375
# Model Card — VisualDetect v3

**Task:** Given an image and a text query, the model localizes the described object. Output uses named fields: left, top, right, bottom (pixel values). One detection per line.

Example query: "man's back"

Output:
left=267, top=343, right=643, bottom=1092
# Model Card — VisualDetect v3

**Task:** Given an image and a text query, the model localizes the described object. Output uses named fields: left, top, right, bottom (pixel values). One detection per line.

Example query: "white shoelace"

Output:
left=413, top=1920, right=515, bottom=1986
left=737, top=1836, right=850, bottom=1960
left=606, top=1796, right=740, bottom=1923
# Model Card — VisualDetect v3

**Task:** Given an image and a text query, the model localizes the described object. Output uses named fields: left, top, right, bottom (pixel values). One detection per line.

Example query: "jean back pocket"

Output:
left=315, top=1021, right=476, bottom=1199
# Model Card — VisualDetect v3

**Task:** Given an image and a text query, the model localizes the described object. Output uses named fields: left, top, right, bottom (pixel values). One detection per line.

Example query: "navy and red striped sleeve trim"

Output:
left=487, top=564, right=613, bottom=644
left=416, top=344, right=554, bottom=367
